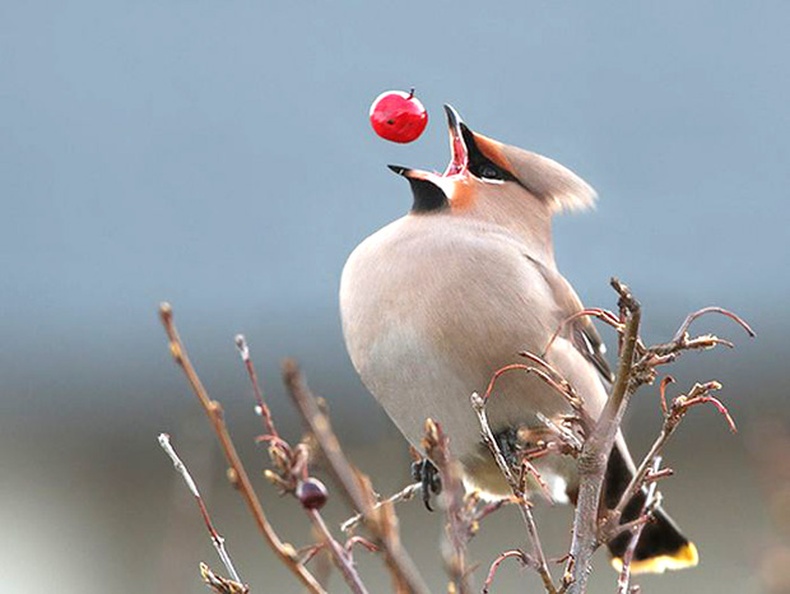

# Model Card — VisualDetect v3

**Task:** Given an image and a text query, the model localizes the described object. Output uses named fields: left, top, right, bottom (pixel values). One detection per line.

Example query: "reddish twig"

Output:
left=297, top=543, right=327, bottom=566
left=472, top=391, right=558, bottom=594
left=672, top=306, right=756, bottom=343
left=234, top=334, right=279, bottom=439
left=483, top=549, right=534, bottom=594
left=485, top=355, right=587, bottom=424
left=542, top=308, right=623, bottom=357
left=519, top=458, right=554, bottom=503
left=422, top=418, right=472, bottom=594
left=305, top=508, right=369, bottom=594
left=658, top=376, right=675, bottom=415
left=282, top=359, right=430, bottom=594
left=608, top=380, right=735, bottom=531
left=615, top=458, right=662, bottom=594
left=345, top=535, right=379, bottom=556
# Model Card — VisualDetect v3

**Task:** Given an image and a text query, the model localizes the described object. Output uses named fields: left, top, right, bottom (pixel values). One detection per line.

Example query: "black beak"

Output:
left=387, top=164, right=412, bottom=177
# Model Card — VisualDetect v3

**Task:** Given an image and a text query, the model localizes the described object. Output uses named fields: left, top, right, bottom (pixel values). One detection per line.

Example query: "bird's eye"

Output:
left=478, top=164, right=502, bottom=179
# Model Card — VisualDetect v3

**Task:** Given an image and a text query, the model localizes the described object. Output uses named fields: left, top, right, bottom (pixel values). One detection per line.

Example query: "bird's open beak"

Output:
left=388, top=104, right=469, bottom=184
left=442, top=104, right=469, bottom=177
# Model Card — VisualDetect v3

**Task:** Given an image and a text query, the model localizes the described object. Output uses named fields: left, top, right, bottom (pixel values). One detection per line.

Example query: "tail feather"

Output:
left=604, top=445, right=699, bottom=574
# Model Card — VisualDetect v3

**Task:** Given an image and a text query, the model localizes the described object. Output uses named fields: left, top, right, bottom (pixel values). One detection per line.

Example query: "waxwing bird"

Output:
left=339, top=105, right=698, bottom=574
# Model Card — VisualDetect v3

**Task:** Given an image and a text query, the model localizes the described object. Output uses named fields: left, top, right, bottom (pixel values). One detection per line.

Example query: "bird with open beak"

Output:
left=339, top=105, right=698, bottom=574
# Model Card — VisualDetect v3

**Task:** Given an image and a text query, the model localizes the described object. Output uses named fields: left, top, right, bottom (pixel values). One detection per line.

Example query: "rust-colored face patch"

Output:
left=448, top=177, right=477, bottom=211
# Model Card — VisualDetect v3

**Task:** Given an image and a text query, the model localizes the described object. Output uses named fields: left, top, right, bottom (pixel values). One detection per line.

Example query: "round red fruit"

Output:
left=369, top=89, right=428, bottom=144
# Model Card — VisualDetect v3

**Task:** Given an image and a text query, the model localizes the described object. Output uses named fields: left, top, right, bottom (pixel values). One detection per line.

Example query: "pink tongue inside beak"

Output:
left=442, top=104, right=468, bottom=177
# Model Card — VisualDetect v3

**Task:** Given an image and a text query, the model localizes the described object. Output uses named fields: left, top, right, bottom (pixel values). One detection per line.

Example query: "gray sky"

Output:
left=1, top=0, right=786, bottom=426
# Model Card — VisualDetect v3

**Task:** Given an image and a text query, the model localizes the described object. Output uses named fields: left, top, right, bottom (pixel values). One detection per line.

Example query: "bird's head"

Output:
left=389, top=105, right=597, bottom=226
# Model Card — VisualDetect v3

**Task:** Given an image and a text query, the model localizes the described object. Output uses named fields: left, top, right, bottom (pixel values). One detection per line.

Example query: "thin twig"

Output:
left=341, top=482, right=422, bottom=534
left=483, top=549, right=534, bottom=594
left=305, top=508, right=370, bottom=594
left=672, top=306, right=755, bottom=342
left=282, top=359, right=431, bottom=594
left=484, top=361, right=584, bottom=416
left=422, top=418, right=472, bottom=594
left=200, top=562, right=250, bottom=594
left=345, top=535, right=380, bottom=556
left=158, top=433, right=244, bottom=586
left=608, top=380, right=732, bottom=529
left=234, top=334, right=279, bottom=438
left=542, top=308, right=624, bottom=358
left=159, top=303, right=326, bottom=594
left=472, top=392, right=557, bottom=594
left=615, top=458, right=662, bottom=594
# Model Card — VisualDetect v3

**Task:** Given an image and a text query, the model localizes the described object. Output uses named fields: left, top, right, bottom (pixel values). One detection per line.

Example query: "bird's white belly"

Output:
left=340, top=217, right=605, bottom=496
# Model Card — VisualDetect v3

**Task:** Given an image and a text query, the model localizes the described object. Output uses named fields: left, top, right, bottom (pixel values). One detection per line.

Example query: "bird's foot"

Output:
left=493, top=427, right=523, bottom=469
left=410, top=458, right=442, bottom=511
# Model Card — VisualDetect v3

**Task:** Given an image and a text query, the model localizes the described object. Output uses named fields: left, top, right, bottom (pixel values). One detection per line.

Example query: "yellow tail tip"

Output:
left=611, top=542, right=699, bottom=575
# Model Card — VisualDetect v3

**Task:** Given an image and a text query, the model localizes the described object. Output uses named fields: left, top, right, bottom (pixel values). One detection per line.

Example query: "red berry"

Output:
left=296, top=477, right=328, bottom=510
left=369, top=89, right=428, bottom=144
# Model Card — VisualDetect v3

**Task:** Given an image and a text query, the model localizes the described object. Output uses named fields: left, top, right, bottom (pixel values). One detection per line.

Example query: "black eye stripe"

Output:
left=461, top=125, right=518, bottom=182
left=476, top=163, right=504, bottom=179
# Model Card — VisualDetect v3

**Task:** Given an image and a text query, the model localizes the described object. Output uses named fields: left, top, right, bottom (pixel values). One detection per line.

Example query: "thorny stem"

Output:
left=564, top=279, right=642, bottom=594
left=283, top=359, right=431, bottom=594
left=472, top=392, right=557, bottom=594
left=159, top=303, right=326, bottom=594
left=158, top=433, right=244, bottom=586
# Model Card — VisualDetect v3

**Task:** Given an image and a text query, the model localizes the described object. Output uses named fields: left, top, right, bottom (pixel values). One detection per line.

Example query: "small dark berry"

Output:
left=296, top=477, right=328, bottom=510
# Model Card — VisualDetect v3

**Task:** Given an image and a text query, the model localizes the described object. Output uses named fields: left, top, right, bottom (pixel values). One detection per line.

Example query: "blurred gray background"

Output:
left=1, top=1, right=787, bottom=593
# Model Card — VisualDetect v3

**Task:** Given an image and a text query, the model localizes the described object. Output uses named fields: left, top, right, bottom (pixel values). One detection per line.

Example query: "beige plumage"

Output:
left=340, top=105, right=697, bottom=573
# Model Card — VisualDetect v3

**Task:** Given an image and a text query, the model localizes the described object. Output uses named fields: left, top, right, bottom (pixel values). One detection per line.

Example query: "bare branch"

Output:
left=305, top=508, right=370, bottom=594
left=615, top=458, right=662, bottom=594
left=472, top=392, right=558, bottom=594
left=542, top=308, right=624, bottom=358
left=483, top=549, right=534, bottom=594
left=159, top=303, right=326, bottom=594
left=234, top=334, right=279, bottom=439
left=564, top=278, right=642, bottom=594
left=282, top=359, right=431, bottom=594
left=672, top=306, right=756, bottom=343
left=607, top=380, right=733, bottom=531
left=159, top=433, right=245, bottom=586
left=200, top=562, right=250, bottom=594
left=340, top=482, right=421, bottom=534
left=422, top=418, right=472, bottom=594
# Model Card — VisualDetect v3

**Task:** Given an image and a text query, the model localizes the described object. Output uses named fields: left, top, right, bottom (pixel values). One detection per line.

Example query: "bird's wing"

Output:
left=525, top=255, right=614, bottom=384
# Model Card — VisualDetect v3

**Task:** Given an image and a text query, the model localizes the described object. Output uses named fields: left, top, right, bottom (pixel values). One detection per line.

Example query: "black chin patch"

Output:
left=408, top=177, right=449, bottom=213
